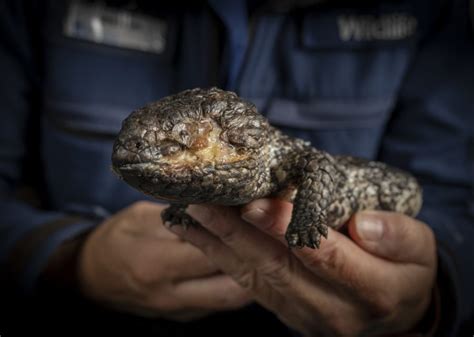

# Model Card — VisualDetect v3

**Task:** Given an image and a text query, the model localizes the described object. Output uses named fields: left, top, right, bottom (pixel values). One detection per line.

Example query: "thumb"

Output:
left=348, top=211, right=436, bottom=266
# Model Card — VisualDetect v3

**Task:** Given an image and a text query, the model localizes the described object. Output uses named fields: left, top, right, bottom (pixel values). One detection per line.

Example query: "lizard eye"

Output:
left=226, top=128, right=261, bottom=149
left=123, top=138, right=148, bottom=152
left=172, top=122, right=197, bottom=148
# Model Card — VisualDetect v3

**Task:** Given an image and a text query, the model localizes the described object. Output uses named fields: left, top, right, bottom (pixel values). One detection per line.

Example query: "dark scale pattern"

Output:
left=112, top=88, right=423, bottom=249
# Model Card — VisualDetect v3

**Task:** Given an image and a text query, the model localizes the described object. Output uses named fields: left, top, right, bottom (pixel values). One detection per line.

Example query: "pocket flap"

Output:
left=263, top=97, right=394, bottom=129
left=301, top=8, right=418, bottom=50
left=44, top=98, right=134, bottom=136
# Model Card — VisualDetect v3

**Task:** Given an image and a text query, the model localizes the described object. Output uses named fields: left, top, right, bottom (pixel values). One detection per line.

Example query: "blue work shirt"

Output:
left=0, top=0, right=473, bottom=336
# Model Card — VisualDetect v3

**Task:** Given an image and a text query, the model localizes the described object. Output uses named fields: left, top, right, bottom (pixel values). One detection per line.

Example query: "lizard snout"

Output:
left=112, top=136, right=156, bottom=168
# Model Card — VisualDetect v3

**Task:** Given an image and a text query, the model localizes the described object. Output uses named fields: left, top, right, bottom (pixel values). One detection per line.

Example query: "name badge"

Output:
left=302, top=9, right=418, bottom=49
left=337, top=14, right=417, bottom=42
left=64, top=1, right=167, bottom=54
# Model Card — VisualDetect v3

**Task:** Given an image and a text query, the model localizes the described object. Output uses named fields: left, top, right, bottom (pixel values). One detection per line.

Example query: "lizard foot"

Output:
left=285, top=213, right=328, bottom=249
left=161, top=204, right=200, bottom=229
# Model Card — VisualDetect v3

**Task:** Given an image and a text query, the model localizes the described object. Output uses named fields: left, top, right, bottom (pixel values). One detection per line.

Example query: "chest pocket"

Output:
left=252, top=6, right=419, bottom=158
left=41, top=1, right=178, bottom=136
left=38, top=1, right=179, bottom=212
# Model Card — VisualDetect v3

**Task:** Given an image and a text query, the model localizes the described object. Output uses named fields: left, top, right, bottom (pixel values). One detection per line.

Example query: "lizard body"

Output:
left=112, top=88, right=422, bottom=248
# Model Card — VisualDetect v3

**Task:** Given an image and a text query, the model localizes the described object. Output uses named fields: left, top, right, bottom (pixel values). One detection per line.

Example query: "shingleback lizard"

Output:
left=112, top=88, right=422, bottom=249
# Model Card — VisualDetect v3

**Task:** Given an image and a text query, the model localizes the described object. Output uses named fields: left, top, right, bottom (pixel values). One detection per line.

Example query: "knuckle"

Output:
left=233, top=269, right=256, bottom=290
left=304, top=240, right=341, bottom=271
left=233, top=254, right=291, bottom=291
left=367, top=291, right=398, bottom=319
left=130, top=200, right=154, bottom=213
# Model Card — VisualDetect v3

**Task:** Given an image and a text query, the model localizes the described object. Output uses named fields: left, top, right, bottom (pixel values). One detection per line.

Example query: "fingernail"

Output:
left=241, top=208, right=273, bottom=228
left=167, top=224, right=184, bottom=235
left=356, top=213, right=384, bottom=241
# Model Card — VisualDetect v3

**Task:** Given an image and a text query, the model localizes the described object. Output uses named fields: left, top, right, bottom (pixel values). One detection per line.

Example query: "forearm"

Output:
left=39, top=228, right=93, bottom=292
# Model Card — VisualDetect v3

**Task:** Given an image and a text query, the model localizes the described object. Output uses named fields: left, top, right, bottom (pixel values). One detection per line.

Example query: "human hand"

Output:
left=78, top=201, right=252, bottom=321
left=168, top=199, right=437, bottom=336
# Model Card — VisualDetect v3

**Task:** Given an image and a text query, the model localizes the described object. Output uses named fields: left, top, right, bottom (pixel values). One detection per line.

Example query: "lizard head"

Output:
left=112, top=87, right=270, bottom=203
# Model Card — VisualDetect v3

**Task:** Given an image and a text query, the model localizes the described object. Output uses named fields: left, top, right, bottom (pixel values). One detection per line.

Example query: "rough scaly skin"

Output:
left=112, top=88, right=422, bottom=248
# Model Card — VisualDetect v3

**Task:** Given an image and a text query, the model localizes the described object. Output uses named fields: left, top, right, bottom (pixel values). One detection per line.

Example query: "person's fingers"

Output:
left=172, top=274, right=253, bottom=310
left=173, top=207, right=346, bottom=316
left=174, top=202, right=436, bottom=336
left=167, top=223, right=244, bottom=278
left=159, top=240, right=221, bottom=280
left=119, top=201, right=179, bottom=240
left=241, top=198, right=293, bottom=243
left=240, top=199, right=398, bottom=294
left=177, top=204, right=417, bottom=330
left=185, top=204, right=378, bottom=299
left=285, top=224, right=430, bottom=318
left=293, top=228, right=398, bottom=294
left=131, top=239, right=220, bottom=282
left=186, top=204, right=289, bottom=268
left=348, top=211, right=436, bottom=267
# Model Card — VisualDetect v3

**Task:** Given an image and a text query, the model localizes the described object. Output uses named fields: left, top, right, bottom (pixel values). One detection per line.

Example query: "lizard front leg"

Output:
left=161, top=203, right=200, bottom=229
left=285, top=151, right=344, bottom=249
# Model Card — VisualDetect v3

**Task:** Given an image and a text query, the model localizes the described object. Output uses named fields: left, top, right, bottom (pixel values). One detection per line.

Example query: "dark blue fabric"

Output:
left=208, top=0, right=249, bottom=90
left=379, top=1, right=474, bottom=331
left=0, top=0, right=472, bottom=335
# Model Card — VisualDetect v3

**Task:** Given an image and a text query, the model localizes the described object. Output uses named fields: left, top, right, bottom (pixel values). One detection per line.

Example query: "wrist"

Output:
left=39, top=230, right=92, bottom=293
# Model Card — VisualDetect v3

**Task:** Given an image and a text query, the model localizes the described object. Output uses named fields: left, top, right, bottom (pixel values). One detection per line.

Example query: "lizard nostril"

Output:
left=135, top=141, right=142, bottom=149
